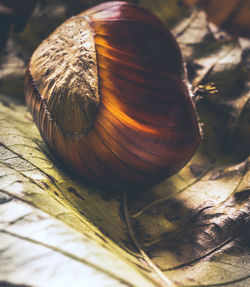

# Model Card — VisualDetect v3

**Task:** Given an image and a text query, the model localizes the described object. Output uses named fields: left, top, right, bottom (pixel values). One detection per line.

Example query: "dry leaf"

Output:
left=183, top=0, right=250, bottom=37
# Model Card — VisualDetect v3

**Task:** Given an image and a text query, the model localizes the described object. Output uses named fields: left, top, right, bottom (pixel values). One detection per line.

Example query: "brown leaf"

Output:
left=185, top=0, right=250, bottom=37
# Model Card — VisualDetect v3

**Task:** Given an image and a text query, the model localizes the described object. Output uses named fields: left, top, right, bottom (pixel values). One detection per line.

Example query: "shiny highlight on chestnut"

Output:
left=24, top=1, right=201, bottom=187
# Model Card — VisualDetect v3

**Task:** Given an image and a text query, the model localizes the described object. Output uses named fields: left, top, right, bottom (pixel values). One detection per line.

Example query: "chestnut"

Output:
left=24, top=1, right=201, bottom=187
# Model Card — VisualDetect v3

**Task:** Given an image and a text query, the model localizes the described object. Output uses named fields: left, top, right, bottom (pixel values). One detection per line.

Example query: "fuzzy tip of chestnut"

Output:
left=24, top=1, right=201, bottom=187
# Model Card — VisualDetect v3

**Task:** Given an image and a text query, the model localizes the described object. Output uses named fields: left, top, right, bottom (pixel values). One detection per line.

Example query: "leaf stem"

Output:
left=123, top=190, right=176, bottom=287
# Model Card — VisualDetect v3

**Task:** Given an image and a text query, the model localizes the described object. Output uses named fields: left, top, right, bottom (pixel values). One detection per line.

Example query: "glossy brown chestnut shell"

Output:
left=24, top=1, right=201, bottom=187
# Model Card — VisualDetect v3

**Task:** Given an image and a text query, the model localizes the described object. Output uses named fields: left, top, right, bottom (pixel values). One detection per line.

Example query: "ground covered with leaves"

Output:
left=0, top=1, right=249, bottom=286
